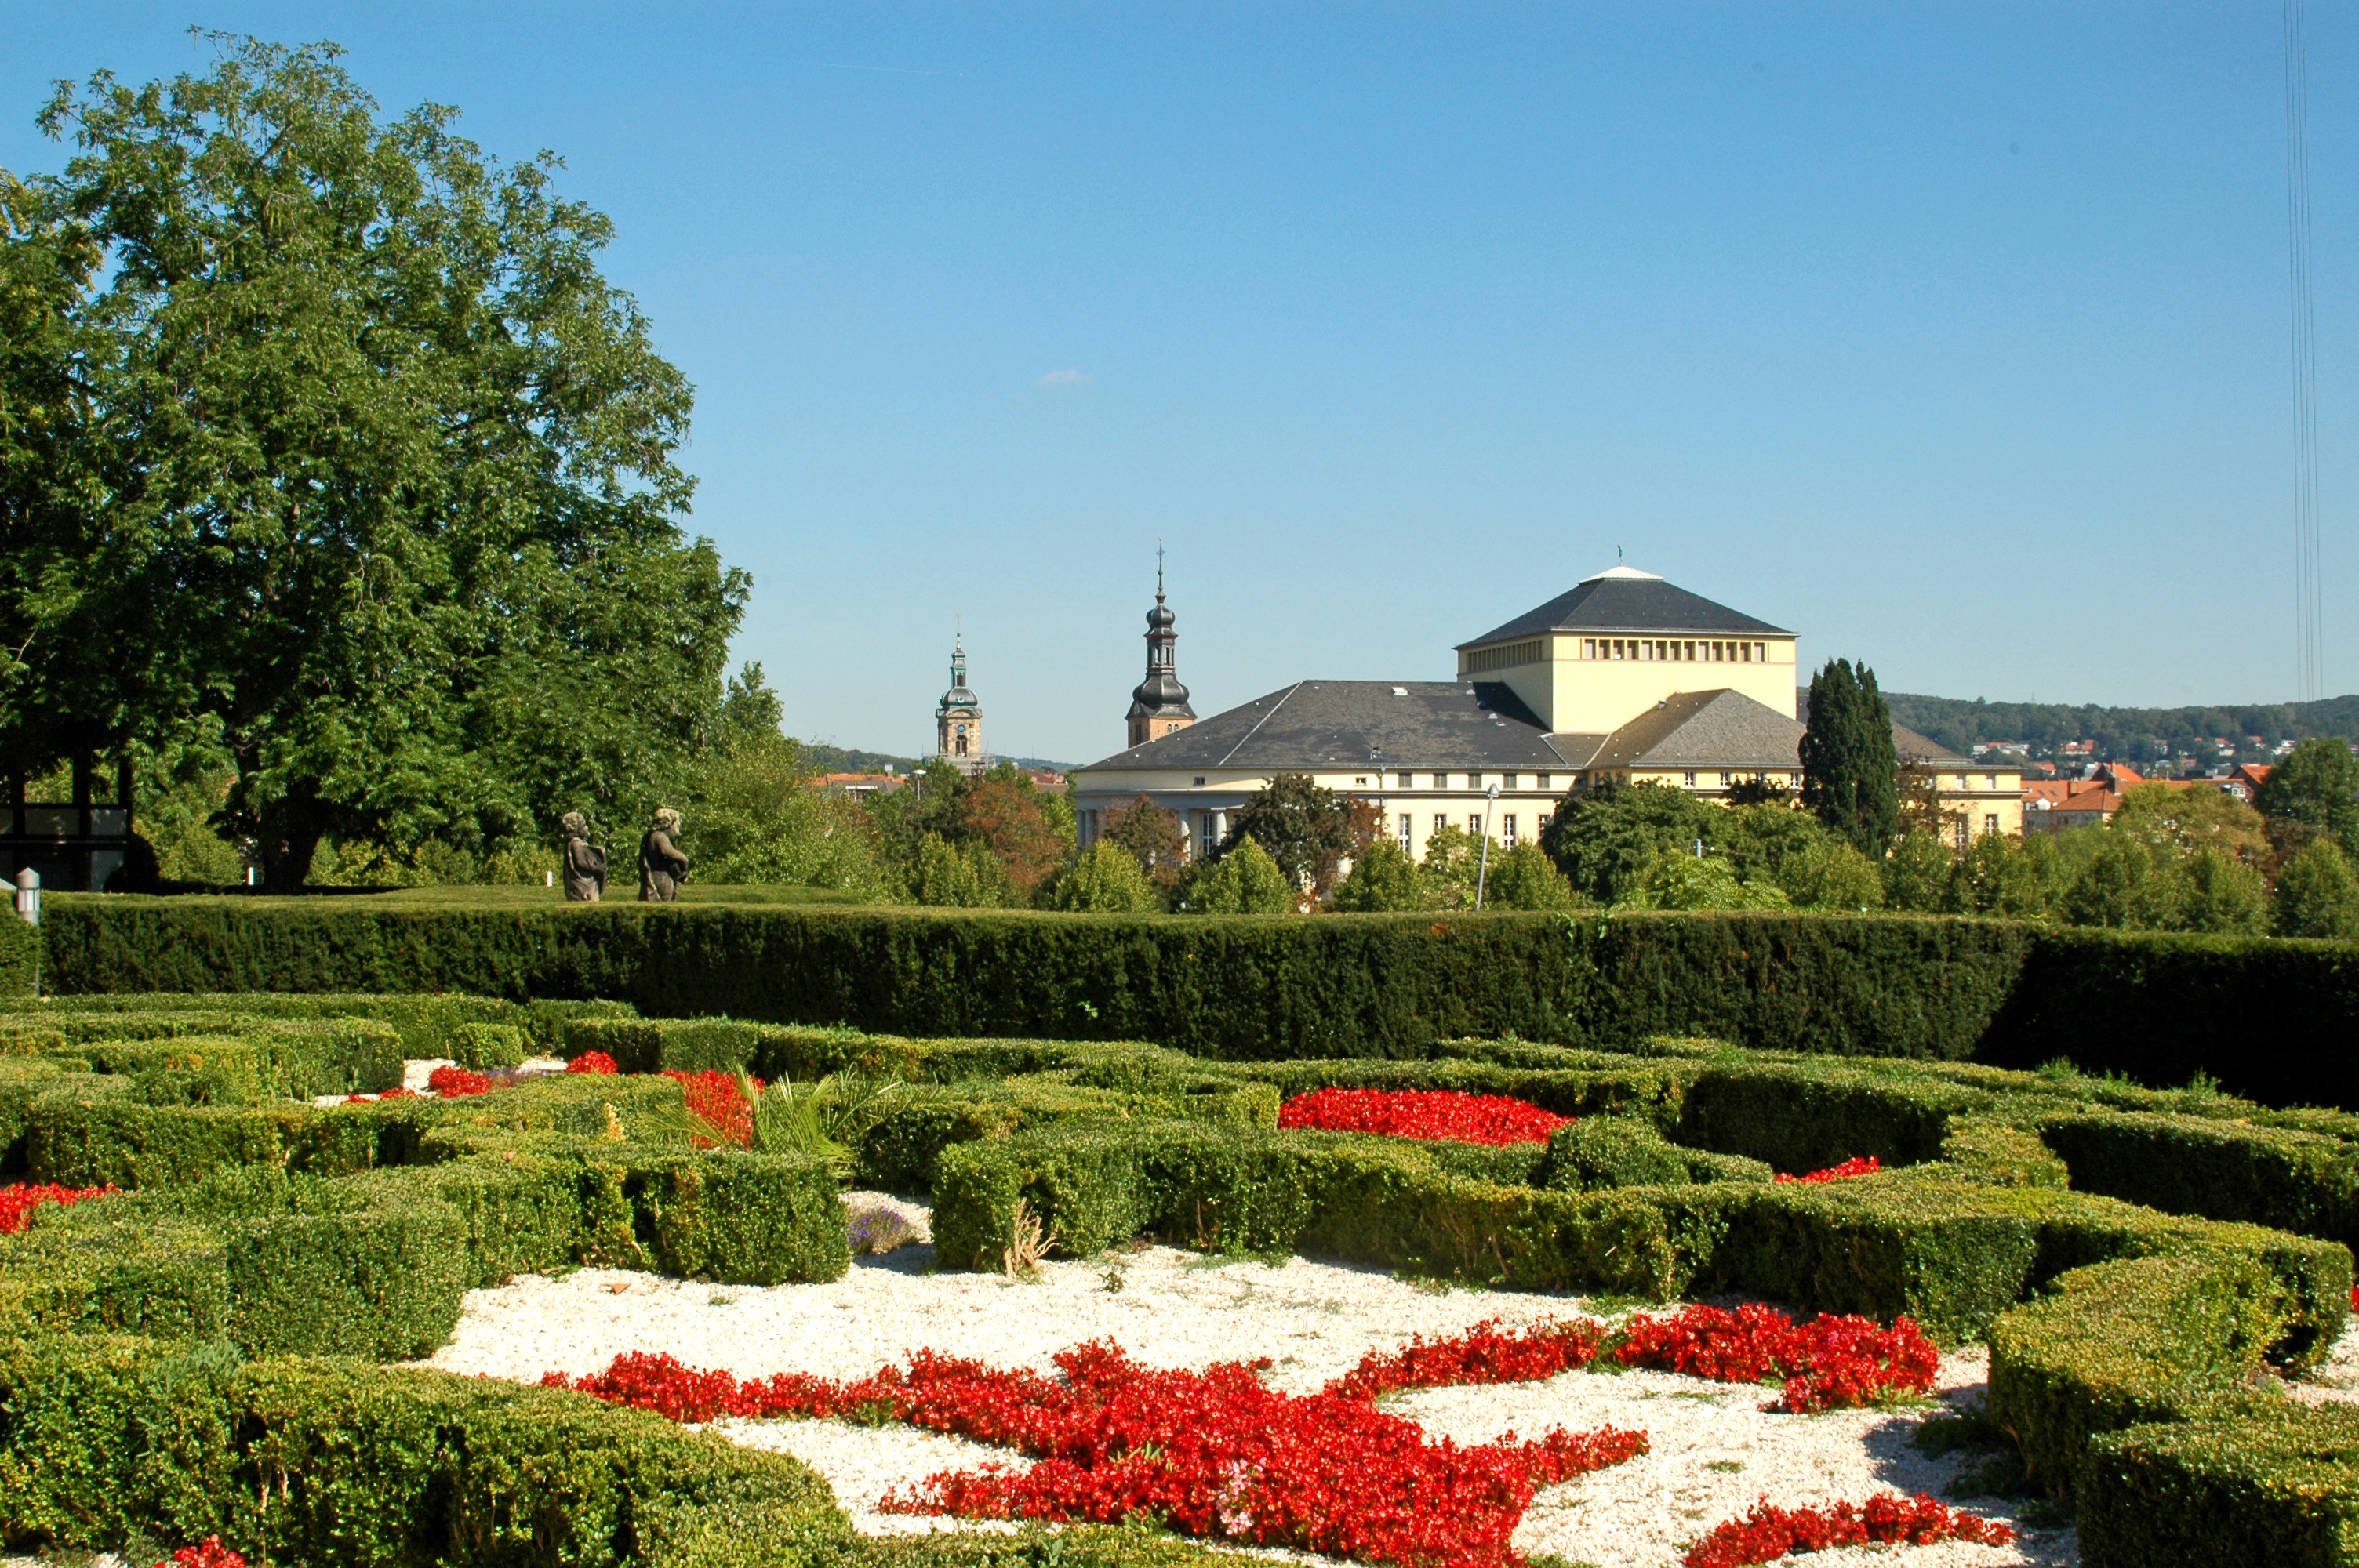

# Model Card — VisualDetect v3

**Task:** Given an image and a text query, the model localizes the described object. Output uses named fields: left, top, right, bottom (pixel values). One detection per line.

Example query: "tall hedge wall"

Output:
left=35, top=898, right=2359, bottom=1105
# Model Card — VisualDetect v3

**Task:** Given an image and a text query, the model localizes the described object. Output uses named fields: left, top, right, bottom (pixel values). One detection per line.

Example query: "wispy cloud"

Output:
left=1037, top=369, right=1093, bottom=388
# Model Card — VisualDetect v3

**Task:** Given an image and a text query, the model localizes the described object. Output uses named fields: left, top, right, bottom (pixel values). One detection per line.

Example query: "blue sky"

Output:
left=5, top=5, right=2352, bottom=764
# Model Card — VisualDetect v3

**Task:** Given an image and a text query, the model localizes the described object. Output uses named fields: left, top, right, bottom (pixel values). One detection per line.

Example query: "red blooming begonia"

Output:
left=0, top=1181, right=117, bottom=1234
left=547, top=1341, right=1643, bottom=1568
left=568, top=1051, right=621, bottom=1075
left=427, top=1064, right=499, bottom=1098
left=1775, top=1156, right=1881, bottom=1184
left=154, top=1539, right=247, bottom=1568
left=547, top=1305, right=1943, bottom=1568
left=1329, top=1307, right=1937, bottom=1415
left=1278, top=1089, right=1572, bottom=1146
left=1682, top=1493, right=2013, bottom=1568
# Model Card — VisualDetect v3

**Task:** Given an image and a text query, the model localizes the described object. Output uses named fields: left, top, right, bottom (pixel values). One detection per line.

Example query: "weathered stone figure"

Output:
left=560, top=812, right=607, bottom=902
left=639, top=808, right=689, bottom=902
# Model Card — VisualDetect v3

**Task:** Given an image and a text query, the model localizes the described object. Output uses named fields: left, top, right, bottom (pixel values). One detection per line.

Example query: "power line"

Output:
left=2287, top=0, right=2325, bottom=701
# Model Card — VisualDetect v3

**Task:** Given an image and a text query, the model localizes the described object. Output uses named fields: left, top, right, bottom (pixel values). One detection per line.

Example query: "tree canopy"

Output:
left=2, top=35, right=742, bottom=887
left=2257, top=738, right=2359, bottom=862
left=1800, top=659, right=1900, bottom=855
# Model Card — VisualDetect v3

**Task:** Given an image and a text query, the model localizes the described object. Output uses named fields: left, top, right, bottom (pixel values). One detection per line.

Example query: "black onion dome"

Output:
left=1131, top=669, right=1191, bottom=710
left=1146, top=599, right=1176, bottom=630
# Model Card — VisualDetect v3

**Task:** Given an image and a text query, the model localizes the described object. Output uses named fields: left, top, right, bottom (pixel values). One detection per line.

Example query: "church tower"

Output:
left=936, top=631, right=984, bottom=776
left=1125, top=546, right=1196, bottom=747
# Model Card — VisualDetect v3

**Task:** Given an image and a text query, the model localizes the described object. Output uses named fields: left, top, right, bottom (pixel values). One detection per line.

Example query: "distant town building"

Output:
left=811, top=772, right=906, bottom=801
left=2022, top=776, right=2125, bottom=834
left=2222, top=763, right=2274, bottom=803
left=935, top=634, right=987, bottom=778
left=1070, top=564, right=2021, bottom=861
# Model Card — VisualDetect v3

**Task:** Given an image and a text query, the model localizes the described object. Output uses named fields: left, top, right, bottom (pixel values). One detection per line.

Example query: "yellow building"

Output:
left=1070, top=565, right=2018, bottom=859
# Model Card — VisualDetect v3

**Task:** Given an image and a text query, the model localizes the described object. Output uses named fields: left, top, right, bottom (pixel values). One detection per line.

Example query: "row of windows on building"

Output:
left=1345, top=772, right=1554, bottom=792
left=1396, top=812, right=1548, bottom=851
left=1583, top=637, right=1770, bottom=663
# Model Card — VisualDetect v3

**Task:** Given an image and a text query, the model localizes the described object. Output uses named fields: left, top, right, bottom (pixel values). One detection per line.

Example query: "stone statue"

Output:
left=560, top=812, right=607, bottom=902
left=639, top=807, right=689, bottom=902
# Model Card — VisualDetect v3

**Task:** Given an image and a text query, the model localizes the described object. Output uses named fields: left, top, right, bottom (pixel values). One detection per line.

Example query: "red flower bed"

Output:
left=1278, top=1088, right=1572, bottom=1146
left=1614, top=1303, right=1938, bottom=1414
left=1776, top=1156, right=1881, bottom=1185
left=0, top=1181, right=117, bottom=1234
left=547, top=1341, right=1645, bottom=1568
left=1683, top=1494, right=2012, bottom=1568
left=667, top=1069, right=756, bottom=1148
left=346, top=1087, right=417, bottom=1103
left=427, top=1064, right=499, bottom=1098
left=1329, top=1305, right=1937, bottom=1415
left=155, top=1540, right=246, bottom=1568
left=568, top=1051, right=621, bottom=1075
left=548, top=1305, right=1940, bottom=1568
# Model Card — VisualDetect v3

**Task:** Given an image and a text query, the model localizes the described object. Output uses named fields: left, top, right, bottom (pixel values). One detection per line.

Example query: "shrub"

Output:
left=1180, top=836, right=1292, bottom=914
left=0, top=1335, right=849, bottom=1566
left=1987, top=1253, right=2289, bottom=1489
left=2275, top=837, right=2359, bottom=940
left=1776, top=836, right=1885, bottom=911
left=0, top=913, right=32, bottom=1000
left=2080, top=1402, right=2359, bottom=1568
left=1618, top=855, right=1789, bottom=912
left=35, top=898, right=2359, bottom=1106
left=1332, top=839, right=1426, bottom=912
left=1478, top=843, right=1581, bottom=910
left=447, top=1022, right=529, bottom=1069
left=1045, top=842, right=1156, bottom=913
left=1541, top=1117, right=1692, bottom=1191
left=2037, top=1110, right=2359, bottom=1251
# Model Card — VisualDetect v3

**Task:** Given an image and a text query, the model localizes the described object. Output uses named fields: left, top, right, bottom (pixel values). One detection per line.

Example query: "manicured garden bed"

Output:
left=1, top=989, right=2357, bottom=1566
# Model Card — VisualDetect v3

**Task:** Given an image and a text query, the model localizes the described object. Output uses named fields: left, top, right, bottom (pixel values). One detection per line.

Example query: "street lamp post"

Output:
left=1474, top=782, right=1502, bottom=910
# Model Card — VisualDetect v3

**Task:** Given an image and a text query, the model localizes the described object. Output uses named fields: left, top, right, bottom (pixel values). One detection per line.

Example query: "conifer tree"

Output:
left=1800, top=659, right=1901, bottom=855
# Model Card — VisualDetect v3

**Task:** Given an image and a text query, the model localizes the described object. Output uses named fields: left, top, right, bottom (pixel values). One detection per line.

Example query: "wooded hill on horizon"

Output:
left=1886, top=692, right=2359, bottom=764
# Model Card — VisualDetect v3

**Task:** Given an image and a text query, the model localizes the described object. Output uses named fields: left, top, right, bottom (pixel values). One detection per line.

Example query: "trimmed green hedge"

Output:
left=2040, top=1110, right=2359, bottom=1252
left=11, top=990, right=633, bottom=1057
left=0, top=913, right=33, bottom=999
left=0, top=1066, right=850, bottom=1365
left=928, top=1115, right=2351, bottom=1344
left=0, top=1334, right=849, bottom=1566
left=39, top=898, right=2359, bottom=1103
left=2080, top=1403, right=2359, bottom=1568
left=1987, top=1254, right=2290, bottom=1488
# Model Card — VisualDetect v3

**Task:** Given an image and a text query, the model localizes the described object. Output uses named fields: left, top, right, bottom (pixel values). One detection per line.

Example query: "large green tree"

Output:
left=1800, top=659, right=1901, bottom=855
left=1538, top=779, right=1719, bottom=902
left=2257, top=737, right=2359, bottom=862
left=1218, top=773, right=1372, bottom=896
left=2, top=36, right=743, bottom=887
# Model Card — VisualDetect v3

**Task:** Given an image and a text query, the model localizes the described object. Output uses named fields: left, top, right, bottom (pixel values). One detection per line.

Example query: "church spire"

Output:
left=1126, top=542, right=1195, bottom=747
left=936, top=624, right=983, bottom=776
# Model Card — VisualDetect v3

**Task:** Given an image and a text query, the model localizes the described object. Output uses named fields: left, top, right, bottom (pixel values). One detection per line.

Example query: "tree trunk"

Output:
left=254, top=789, right=329, bottom=893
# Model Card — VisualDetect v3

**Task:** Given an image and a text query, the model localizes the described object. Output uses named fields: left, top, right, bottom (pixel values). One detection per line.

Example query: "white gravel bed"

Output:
left=429, top=1196, right=2071, bottom=1566
left=2286, top=1313, right=2359, bottom=1406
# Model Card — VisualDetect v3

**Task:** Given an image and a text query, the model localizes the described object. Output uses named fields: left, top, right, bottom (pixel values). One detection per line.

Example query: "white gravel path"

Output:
left=427, top=1197, right=2072, bottom=1568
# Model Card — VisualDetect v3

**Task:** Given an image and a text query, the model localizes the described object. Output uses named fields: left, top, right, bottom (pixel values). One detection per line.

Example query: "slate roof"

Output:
left=1079, top=681, right=1602, bottom=773
left=1892, top=724, right=1971, bottom=768
left=1584, top=689, right=1808, bottom=771
left=1459, top=567, right=1790, bottom=648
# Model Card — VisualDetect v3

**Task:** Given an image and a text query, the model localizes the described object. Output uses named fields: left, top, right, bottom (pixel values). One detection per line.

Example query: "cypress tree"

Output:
left=1801, top=659, right=1902, bottom=854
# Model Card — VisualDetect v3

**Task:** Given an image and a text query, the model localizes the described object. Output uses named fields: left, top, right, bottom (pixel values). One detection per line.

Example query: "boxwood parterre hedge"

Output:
left=15, top=992, right=2359, bottom=1563
left=0, top=995, right=853, bottom=1565
left=27, top=898, right=2359, bottom=1107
